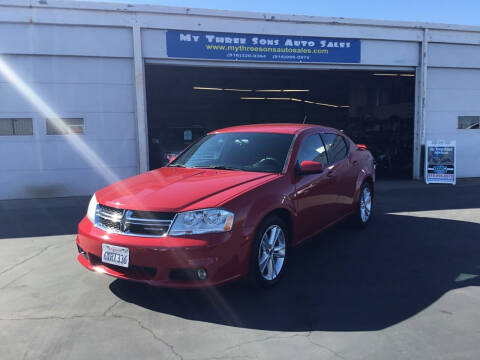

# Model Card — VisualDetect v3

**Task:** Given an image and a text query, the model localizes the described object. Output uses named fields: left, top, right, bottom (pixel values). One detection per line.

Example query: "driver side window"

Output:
left=297, top=134, right=328, bottom=167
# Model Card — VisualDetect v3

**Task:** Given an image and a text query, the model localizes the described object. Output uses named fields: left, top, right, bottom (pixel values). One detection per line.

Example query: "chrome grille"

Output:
left=95, top=204, right=175, bottom=237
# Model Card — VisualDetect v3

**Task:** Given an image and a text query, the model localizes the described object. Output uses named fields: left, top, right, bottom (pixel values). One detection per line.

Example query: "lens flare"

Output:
left=0, top=56, right=121, bottom=185
left=1, top=57, right=244, bottom=324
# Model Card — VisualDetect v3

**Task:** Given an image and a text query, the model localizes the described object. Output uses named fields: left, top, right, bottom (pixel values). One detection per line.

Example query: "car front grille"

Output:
left=95, top=204, right=175, bottom=237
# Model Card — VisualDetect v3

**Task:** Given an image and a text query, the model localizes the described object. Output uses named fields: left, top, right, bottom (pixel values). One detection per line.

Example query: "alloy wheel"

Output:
left=258, top=225, right=286, bottom=281
left=360, top=186, right=372, bottom=223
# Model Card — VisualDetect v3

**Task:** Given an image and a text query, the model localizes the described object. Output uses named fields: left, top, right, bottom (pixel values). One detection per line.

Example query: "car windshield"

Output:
left=169, top=132, right=294, bottom=173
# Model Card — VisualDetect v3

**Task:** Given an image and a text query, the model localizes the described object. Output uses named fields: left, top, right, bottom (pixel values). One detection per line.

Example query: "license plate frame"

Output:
left=102, top=243, right=129, bottom=268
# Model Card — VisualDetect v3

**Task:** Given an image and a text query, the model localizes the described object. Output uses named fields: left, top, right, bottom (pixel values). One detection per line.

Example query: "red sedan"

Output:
left=76, top=123, right=375, bottom=288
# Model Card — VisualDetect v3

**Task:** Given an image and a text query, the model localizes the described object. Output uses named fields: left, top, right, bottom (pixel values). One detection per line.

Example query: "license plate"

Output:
left=102, top=244, right=129, bottom=268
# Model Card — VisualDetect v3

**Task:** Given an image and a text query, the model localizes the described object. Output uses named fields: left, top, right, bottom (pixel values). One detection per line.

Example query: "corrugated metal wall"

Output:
left=0, top=24, right=138, bottom=199
left=426, top=43, right=480, bottom=178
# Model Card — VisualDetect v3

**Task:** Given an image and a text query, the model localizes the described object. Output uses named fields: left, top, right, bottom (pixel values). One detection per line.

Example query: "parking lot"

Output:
left=0, top=180, right=479, bottom=360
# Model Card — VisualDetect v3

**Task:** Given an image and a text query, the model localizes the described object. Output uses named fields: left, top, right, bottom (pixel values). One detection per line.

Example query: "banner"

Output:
left=166, top=30, right=361, bottom=64
left=425, top=141, right=456, bottom=185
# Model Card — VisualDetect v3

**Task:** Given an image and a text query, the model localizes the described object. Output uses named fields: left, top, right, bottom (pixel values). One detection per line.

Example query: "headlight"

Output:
left=168, top=208, right=234, bottom=236
left=86, top=194, right=98, bottom=224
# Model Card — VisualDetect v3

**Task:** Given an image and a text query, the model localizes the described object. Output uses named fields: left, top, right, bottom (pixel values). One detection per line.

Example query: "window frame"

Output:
left=0, top=118, right=34, bottom=137
left=46, top=117, right=85, bottom=136
left=458, top=116, right=480, bottom=130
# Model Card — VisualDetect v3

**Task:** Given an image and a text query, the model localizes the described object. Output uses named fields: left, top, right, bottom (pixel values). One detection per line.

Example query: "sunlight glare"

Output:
left=0, top=56, right=121, bottom=186
left=387, top=209, right=480, bottom=224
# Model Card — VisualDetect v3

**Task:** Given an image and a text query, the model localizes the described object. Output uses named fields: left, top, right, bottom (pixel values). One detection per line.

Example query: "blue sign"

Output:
left=425, top=141, right=456, bottom=185
left=433, top=165, right=448, bottom=174
left=166, top=30, right=361, bottom=64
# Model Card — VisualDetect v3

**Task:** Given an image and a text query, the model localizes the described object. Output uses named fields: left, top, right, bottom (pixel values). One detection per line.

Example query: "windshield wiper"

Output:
left=193, top=165, right=242, bottom=171
left=168, top=164, right=241, bottom=171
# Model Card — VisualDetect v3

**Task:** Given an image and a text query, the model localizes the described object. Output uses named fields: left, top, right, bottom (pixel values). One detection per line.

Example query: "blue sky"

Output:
left=82, top=0, right=480, bottom=26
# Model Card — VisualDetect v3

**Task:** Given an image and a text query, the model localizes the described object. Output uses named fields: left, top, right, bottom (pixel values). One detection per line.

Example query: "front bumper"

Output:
left=76, top=217, right=250, bottom=288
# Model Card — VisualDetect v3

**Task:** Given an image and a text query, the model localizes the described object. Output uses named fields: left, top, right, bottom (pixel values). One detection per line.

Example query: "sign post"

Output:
left=425, top=140, right=456, bottom=185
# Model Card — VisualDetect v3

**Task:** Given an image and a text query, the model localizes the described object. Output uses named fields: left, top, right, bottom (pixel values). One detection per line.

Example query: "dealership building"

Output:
left=0, top=0, right=479, bottom=199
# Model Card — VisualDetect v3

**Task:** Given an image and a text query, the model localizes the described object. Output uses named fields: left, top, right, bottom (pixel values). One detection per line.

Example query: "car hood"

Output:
left=96, top=167, right=279, bottom=212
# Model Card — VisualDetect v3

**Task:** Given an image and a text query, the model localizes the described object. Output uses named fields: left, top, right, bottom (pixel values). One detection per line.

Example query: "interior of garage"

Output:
left=145, top=64, right=415, bottom=178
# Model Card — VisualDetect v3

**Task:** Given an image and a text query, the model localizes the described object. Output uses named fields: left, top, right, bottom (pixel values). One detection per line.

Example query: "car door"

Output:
left=321, top=133, right=356, bottom=217
left=293, top=133, right=339, bottom=242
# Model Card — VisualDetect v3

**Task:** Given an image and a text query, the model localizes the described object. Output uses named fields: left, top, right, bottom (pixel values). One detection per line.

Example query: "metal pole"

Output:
left=413, top=28, right=428, bottom=180
left=132, top=25, right=149, bottom=173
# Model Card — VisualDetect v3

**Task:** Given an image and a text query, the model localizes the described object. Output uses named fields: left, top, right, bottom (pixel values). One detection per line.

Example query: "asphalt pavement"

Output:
left=0, top=179, right=479, bottom=360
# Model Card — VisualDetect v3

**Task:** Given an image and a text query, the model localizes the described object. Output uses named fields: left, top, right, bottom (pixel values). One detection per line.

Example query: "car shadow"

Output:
left=0, top=196, right=89, bottom=239
left=109, top=210, right=480, bottom=332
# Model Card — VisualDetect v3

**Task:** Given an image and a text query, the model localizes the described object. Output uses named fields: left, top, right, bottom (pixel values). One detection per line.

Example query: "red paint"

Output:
left=211, top=123, right=330, bottom=135
left=76, top=124, right=375, bottom=287
left=299, top=160, right=324, bottom=174
left=95, top=168, right=276, bottom=212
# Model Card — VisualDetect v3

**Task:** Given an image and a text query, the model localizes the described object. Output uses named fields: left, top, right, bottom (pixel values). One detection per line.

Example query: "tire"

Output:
left=248, top=215, right=290, bottom=289
left=352, top=182, right=373, bottom=228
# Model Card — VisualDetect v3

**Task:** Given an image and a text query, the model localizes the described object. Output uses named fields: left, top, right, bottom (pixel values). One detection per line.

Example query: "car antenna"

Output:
left=302, top=114, right=307, bottom=124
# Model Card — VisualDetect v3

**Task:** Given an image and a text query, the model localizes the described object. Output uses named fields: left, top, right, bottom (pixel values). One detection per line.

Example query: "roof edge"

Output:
left=1, top=0, right=480, bottom=33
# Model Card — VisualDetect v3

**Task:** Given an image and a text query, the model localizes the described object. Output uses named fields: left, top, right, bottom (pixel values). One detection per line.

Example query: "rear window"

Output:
left=321, top=133, right=348, bottom=164
left=296, top=134, right=328, bottom=167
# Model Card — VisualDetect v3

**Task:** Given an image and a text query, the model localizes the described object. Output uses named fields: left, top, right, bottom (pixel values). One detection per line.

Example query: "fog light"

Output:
left=77, top=245, right=88, bottom=260
left=196, top=268, right=208, bottom=280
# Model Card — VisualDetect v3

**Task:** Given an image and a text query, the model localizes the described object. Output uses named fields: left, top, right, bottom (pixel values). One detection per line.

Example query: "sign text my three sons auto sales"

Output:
left=166, top=30, right=361, bottom=63
left=178, top=33, right=354, bottom=49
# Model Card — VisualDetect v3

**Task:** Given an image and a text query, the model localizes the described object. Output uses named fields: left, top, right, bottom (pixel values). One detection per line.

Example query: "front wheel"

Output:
left=248, top=215, right=289, bottom=288
left=353, top=182, right=373, bottom=228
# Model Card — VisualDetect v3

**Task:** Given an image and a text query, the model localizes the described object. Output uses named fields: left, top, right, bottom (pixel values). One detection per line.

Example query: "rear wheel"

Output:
left=353, top=182, right=373, bottom=228
left=248, top=215, right=289, bottom=288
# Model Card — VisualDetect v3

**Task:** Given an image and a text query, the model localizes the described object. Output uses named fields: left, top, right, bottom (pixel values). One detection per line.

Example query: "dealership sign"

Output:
left=425, top=141, right=456, bottom=185
left=166, top=30, right=361, bottom=63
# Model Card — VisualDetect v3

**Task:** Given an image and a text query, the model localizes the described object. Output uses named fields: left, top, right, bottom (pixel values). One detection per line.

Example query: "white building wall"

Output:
left=0, top=21, right=138, bottom=199
left=1, top=0, right=480, bottom=199
left=426, top=68, right=480, bottom=177
left=0, top=36, right=138, bottom=199
left=0, top=23, right=133, bottom=57
left=426, top=42, right=480, bottom=178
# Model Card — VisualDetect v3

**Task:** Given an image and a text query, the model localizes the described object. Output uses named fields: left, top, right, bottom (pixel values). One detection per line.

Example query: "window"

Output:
left=296, top=134, right=328, bottom=167
left=171, top=132, right=294, bottom=173
left=458, top=116, right=480, bottom=129
left=0, top=118, right=33, bottom=136
left=321, top=133, right=348, bottom=164
left=46, top=118, right=84, bottom=135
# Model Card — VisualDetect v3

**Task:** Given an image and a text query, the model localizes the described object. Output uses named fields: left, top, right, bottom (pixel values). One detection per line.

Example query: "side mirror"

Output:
left=299, top=161, right=324, bottom=175
left=166, top=153, right=178, bottom=163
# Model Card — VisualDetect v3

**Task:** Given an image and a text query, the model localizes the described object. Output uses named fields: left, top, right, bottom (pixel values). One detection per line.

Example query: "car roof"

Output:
left=209, top=123, right=337, bottom=135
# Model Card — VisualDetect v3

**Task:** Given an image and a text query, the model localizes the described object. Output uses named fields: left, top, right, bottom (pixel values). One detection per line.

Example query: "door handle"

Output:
left=352, top=160, right=359, bottom=166
left=327, top=170, right=335, bottom=177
